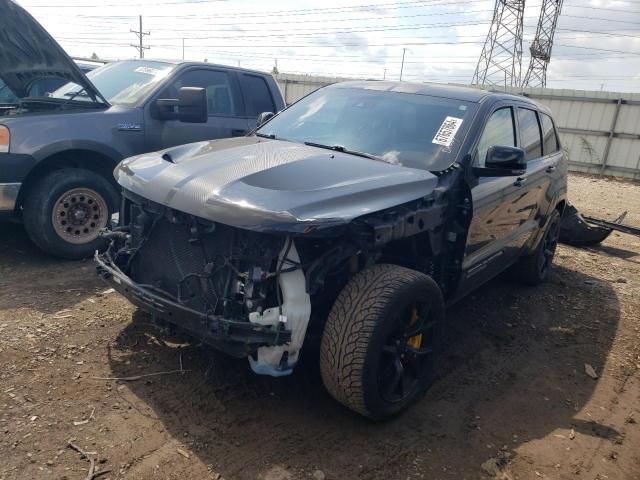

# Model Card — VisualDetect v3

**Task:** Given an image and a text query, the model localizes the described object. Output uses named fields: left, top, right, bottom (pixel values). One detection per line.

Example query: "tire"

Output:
left=320, top=264, right=445, bottom=420
left=516, top=209, right=561, bottom=286
left=23, top=168, right=119, bottom=260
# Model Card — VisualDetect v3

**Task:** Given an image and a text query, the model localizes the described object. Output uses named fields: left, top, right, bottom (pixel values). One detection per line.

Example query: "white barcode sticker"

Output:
left=135, top=66, right=160, bottom=75
left=432, top=116, right=464, bottom=147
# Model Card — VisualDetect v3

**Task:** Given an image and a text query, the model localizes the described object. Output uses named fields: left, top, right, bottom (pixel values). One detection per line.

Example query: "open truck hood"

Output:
left=115, top=137, right=439, bottom=232
left=0, top=0, right=105, bottom=102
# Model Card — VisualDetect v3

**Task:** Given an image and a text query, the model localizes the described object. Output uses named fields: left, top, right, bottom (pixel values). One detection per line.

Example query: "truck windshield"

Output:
left=0, top=81, right=17, bottom=104
left=49, top=60, right=175, bottom=106
left=257, top=86, right=477, bottom=171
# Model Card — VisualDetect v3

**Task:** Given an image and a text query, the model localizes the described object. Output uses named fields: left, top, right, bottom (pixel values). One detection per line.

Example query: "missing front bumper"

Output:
left=95, top=251, right=291, bottom=357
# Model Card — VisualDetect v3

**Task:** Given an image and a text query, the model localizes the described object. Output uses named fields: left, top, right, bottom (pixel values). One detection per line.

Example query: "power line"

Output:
left=52, top=0, right=490, bottom=19
left=24, top=0, right=226, bottom=4
left=82, top=7, right=497, bottom=28
left=56, top=20, right=502, bottom=41
left=52, top=27, right=640, bottom=43
left=563, top=2, right=640, bottom=14
left=555, top=44, right=640, bottom=55
left=560, top=14, right=640, bottom=25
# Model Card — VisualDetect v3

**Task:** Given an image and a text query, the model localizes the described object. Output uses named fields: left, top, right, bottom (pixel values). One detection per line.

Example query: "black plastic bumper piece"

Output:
left=560, top=201, right=639, bottom=247
left=95, top=252, right=290, bottom=357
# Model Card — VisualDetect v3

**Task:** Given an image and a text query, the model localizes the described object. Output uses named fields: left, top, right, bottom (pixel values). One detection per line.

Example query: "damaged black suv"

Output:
left=96, top=81, right=567, bottom=419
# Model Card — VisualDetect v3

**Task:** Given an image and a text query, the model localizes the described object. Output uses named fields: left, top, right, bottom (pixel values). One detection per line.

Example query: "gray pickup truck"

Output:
left=0, top=0, right=284, bottom=258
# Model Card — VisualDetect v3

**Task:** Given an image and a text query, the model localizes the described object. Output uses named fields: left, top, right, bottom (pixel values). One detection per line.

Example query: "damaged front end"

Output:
left=96, top=179, right=457, bottom=377
left=96, top=191, right=316, bottom=376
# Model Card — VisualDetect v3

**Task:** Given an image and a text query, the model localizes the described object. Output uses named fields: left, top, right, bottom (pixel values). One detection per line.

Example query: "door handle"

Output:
left=232, top=129, right=247, bottom=137
left=546, top=165, right=556, bottom=173
left=514, top=177, right=527, bottom=187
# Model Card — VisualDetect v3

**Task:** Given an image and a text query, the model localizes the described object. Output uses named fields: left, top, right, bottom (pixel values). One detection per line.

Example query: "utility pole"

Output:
left=399, top=48, right=406, bottom=81
left=182, top=38, right=185, bottom=60
left=130, top=15, right=150, bottom=59
left=383, top=67, right=387, bottom=80
left=472, top=0, right=526, bottom=87
left=522, top=0, right=563, bottom=88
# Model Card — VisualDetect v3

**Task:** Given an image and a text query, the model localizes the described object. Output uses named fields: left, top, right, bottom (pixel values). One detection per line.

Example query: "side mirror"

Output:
left=474, top=145, right=527, bottom=177
left=176, top=87, right=207, bottom=123
left=154, top=87, right=208, bottom=123
left=257, top=111, right=274, bottom=126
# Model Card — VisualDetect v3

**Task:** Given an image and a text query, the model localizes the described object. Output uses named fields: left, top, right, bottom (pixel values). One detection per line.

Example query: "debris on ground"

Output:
left=584, top=363, right=599, bottom=379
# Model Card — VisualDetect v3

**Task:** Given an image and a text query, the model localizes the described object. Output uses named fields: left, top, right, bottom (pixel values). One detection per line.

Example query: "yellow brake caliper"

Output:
left=407, top=306, right=423, bottom=349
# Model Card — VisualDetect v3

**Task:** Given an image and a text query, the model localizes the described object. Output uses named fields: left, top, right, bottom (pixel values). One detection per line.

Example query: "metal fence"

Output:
left=273, top=74, right=640, bottom=180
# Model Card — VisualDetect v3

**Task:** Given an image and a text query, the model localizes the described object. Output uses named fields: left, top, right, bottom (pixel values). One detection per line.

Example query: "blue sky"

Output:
left=18, top=0, right=640, bottom=92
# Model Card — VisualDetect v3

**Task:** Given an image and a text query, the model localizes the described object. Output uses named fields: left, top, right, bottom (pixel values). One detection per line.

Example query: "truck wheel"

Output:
left=23, top=168, right=119, bottom=260
left=516, top=209, right=561, bottom=286
left=320, top=264, right=445, bottom=420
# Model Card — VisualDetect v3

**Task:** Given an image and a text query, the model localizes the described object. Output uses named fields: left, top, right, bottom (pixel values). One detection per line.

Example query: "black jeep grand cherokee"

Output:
left=97, top=81, right=567, bottom=419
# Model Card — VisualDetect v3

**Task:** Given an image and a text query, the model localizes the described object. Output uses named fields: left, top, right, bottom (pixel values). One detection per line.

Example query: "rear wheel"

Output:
left=23, top=168, right=118, bottom=259
left=517, top=209, right=561, bottom=285
left=320, top=264, right=445, bottom=420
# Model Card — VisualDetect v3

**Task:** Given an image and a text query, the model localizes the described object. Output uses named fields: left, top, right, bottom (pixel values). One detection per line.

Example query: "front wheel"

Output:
left=23, top=168, right=119, bottom=260
left=320, top=264, right=445, bottom=420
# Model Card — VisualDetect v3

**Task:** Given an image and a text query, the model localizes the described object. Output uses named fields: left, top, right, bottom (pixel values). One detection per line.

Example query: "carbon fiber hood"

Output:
left=115, top=137, right=439, bottom=232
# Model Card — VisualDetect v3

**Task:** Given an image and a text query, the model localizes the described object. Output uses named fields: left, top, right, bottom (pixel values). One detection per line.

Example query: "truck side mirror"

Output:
left=154, top=87, right=208, bottom=123
left=257, top=111, right=274, bottom=126
left=176, top=87, right=207, bottom=123
left=473, top=145, right=527, bottom=177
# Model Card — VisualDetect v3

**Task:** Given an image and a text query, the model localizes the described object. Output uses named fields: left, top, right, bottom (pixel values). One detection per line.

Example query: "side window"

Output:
left=476, top=107, right=516, bottom=166
left=161, top=69, right=237, bottom=117
left=239, top=74, right=275, bottom=117
left=540, top=113, right=559, bottom=155
left=517, top=108, right=542, bottom=161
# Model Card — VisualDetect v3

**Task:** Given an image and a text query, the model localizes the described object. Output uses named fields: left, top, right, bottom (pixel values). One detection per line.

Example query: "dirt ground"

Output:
left=1, top=173, right=639, bottom=480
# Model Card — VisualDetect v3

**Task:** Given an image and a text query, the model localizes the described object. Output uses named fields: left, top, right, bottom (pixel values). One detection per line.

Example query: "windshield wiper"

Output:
left=256, top=132, right=277, bottom=139
left=303, top=141, right=384, bottom=162
left=63, top=90, right=90, bottom=98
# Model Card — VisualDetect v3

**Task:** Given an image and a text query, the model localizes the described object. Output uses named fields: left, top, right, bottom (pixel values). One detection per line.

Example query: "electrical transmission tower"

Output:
left=472, top=0, right=526, bottom=87
left=522, top=0, right=563, bottom=87
left=130, top=15, right=150, bottom=59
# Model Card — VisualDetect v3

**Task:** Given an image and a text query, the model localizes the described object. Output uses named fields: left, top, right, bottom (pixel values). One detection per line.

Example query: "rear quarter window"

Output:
left=240, top=74, right=276, bottom=117
left=540, top=113, right=560, bottom=154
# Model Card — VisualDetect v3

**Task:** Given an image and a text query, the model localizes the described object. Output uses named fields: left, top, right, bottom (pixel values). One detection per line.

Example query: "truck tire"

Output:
left=320, top=264, right=445, bottom=420
left=23, top=168, right=119, bottom=260
left=516, top=209, right=561, bottom=286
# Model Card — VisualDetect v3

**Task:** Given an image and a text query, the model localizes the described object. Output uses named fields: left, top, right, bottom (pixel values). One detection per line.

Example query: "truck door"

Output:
left=461, top=105, right=533, bottom=290
left=146, top=68, right=249, bottom=150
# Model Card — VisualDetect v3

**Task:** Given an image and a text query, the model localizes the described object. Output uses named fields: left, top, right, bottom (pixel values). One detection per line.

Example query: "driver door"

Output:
left=145, top=68, right=249, bottom=151
left=460, top=105, right=532, bottom=291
